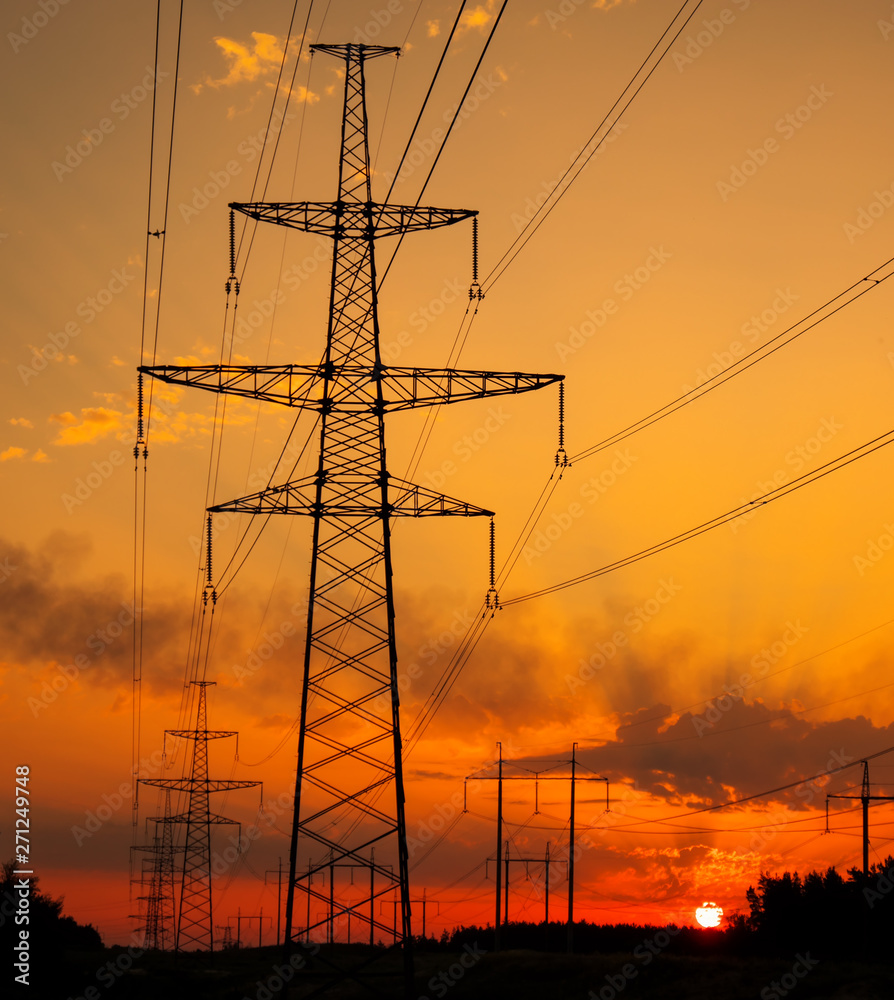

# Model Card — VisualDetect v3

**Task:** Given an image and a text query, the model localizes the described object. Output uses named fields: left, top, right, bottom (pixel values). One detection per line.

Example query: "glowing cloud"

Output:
left=461, top=6, right=492, bottom=31
left=50, top=408, right=123, bottom=446
left=195, top=32, right=285, bottom=92
left=0, top=446, right=26, bottom=461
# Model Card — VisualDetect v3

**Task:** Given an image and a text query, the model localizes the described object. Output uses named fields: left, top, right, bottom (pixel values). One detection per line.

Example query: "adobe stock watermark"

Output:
left=680, top=287, right=799, bottom=393
left=244, top=941, right=321, bottom=1000
left=178, top=107, right=294, bottom=223
left=62, top=448, right=127, bottom=514
left=542, top=0, right=590, bottom=31
left=671, top=0, right=751, bottom=72
left=383, top=73, right=506, bottom=187
left=422, top=406, right=512, bottom=491
left=586, top=924, right=682, bottom=1000
left=759, top=952, right=819, bottom=1000
left=717, top=85, right=833, bottom=202
left=368, top=608, right=475, bottom=720
left=419, top=943, right=486, bottom=999
left=208, top=789, right=295, bottom=881
left=523, top=449, right=638, bottom=565
left=510, top=123, right=627, bottom=234
left=842, top=181, right=894, bottom=244
left=863, top=859, right=894, bottom=909
left=64, top=933, right=150, bottom=998
left=189, top=436, right=311, bottom=556
left=381, top=277, right=466, bottom=363
left=27, top=601, right=142, bottom=716
left=19, top=266, right=136, bottom=385
left=793, top=749, right=854, bottom=808
left=690, top=619, right=809, bottom=736
left=231, top=613, right=300, bottom=685
left=852, top=520, right=894, bottom=577
left=729, top=417, right=843, bottom=533
left=8, top=0, right=72, bottom=53
left=0, top=557, right=17, bottom=585
left=70, top=749, right=165, bottom=846
left=51, top=66, right=168, bottom=181
left=565, top=578, right=683, bottom=694
left=353, top=1, right=403, bottom=44
left=554, top=247, right=672, bottom=361
left=879, top=4, right=894, bottom=40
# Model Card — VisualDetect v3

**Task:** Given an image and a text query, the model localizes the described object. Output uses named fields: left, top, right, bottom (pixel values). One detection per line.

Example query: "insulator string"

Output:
left=554, top=381, right=570, bottom=475
left=226, top=208, right=240, bottom=297
left=469, top=215, right=483, bottom=301
left=485, top=517, right=500, bottom=616
left=203, top=514, right=218, bottom=608
left=134, top=371, right=148, bottom=466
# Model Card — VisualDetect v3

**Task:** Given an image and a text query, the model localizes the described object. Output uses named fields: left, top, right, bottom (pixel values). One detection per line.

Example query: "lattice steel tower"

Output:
left=142, top=43, right=561, bottom=994
left=141, top=681, right=261, bottom=951
left=131, top=789, right=179, bottom=950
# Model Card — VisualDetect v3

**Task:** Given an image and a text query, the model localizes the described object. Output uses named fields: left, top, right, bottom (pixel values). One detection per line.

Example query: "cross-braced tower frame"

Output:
left=142, top=43, right=562, bottom=995
left=131, top=789, right=179, bottom=950
left=141, top=681, right=261, bottom=951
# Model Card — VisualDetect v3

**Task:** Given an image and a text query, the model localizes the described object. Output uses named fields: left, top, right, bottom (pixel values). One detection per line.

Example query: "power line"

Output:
left=482, top=0, right=706, bottom=292
left=569, top=256, right=894, bottom=466
left=503, top=425, right=894, bottom=606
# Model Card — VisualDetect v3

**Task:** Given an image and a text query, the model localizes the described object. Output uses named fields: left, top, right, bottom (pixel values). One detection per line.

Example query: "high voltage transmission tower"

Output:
left=131, top=789, right=179, bottom=950
left=140, top=681, right=261, bottom=951
left=142, top=42, right=561, bottom=995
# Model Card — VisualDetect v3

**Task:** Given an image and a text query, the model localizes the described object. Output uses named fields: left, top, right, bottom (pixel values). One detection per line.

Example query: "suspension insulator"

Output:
left=469, top=216, right=484, bottom=301
left=472, top=216, right=479, bottom=281
left=555, top=381, right=570, bottom=473
left=484, top=517, right=501, bottom=616
left=136, top=372, right=145, bottom=442
left=206, top=515, right=214, bottom=588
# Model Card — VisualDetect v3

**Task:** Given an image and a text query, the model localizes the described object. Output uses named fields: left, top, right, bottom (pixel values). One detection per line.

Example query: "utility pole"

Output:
left=496, top=743, right=503, bottom=951
left=140, top=681, right=261, bottom=951
left=229, top=910, right=272, bottom=949
left=265, top=858, right=284, bottom=947
left=142, top=42, right=560, bottom=996
left=568, top=743, right=576, bottom=955
left=468, top=744, right=606, bottom=957
left=410, top=889, right=440, bottom=941
left=826, top=759, right=894, bottom=874
left=486, top=847, right=565, bottom=945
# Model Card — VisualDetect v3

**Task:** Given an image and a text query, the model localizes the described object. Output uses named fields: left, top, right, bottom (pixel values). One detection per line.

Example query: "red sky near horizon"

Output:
left=5, top=0, right=894, bottom=948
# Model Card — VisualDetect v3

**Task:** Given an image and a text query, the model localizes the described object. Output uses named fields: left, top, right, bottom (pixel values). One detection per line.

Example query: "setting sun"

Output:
left=695, top=903, right=724, bottom=929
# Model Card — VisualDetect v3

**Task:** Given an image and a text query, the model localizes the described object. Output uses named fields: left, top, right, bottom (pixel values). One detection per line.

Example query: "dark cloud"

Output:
left=0, top=532, right=239, bottom=695
left=515, top=700, right=894, bottom=812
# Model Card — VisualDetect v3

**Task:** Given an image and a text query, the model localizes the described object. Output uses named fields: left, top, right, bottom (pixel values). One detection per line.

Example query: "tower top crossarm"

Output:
left=310, top=43, right=400, bottom=205
left=311, top=43, right=399, bottom=60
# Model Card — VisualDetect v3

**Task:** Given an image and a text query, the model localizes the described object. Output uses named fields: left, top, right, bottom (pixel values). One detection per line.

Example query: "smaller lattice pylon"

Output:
left=131, top=791, right=180, bottom=951
left=140, top=681, right=261, bottom=952
left=131, top=790, right=181, bottom=950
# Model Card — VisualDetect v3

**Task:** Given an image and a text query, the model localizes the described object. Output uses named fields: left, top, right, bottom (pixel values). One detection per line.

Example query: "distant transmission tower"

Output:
left=131, top=789, right=179, bottom=950
left=141, top=42, right=561, bottom=994
left=141, top=681, right=261, bottom=951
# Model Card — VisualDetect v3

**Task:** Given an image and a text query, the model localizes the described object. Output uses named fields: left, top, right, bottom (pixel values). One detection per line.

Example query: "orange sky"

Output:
left=5, top=0, right=894, bottom=947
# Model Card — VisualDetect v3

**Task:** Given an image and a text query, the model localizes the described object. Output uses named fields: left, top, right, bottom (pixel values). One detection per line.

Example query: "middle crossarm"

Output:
left=139, top=364, right=563, bottom=412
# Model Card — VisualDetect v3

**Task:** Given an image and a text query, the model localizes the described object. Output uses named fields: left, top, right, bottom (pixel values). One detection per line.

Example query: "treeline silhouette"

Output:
left=1, top=860, right=103, bottom=994
left=414, top=857, right=894, bottom=959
